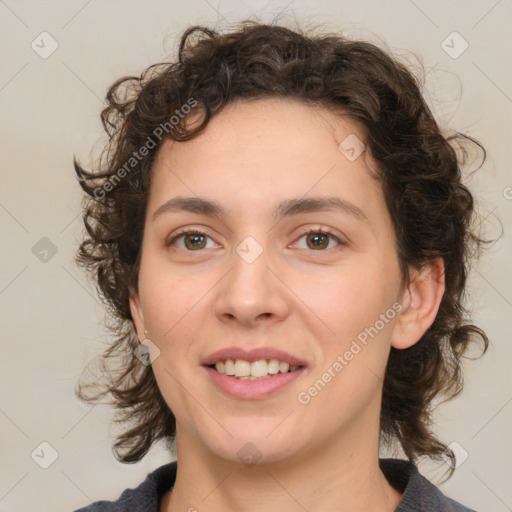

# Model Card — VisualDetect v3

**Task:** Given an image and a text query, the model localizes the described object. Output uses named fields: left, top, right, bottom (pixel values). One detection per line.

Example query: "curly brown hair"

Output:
left=74, top=20, right=489, bottom=475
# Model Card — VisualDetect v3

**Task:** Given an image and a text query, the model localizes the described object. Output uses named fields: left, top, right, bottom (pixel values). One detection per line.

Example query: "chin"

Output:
left=201, top=426, right=303, bottom=468
left=213, top=442, right=296, bottom=468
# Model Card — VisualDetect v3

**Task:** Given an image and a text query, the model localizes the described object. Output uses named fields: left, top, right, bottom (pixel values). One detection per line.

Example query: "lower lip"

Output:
left=203, top=366, right=306, bottom=400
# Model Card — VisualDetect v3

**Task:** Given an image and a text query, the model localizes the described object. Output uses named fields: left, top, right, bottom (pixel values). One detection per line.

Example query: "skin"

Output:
left=129, top=97, right=445, bottom=512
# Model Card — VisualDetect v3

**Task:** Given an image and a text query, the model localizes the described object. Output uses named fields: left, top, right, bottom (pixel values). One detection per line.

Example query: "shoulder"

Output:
left=71, top=461, right=177, bottom=512
left=380, top=458, right=478, bottom=512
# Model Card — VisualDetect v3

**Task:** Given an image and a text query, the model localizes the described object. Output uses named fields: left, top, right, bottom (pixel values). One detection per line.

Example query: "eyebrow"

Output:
left=152, top=195, right=370, bottom=225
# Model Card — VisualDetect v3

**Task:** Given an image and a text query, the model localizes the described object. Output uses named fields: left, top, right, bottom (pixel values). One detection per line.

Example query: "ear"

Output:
left=129, top=287, right=147, bottom=346
left=391, top=257, right=445, bottom=350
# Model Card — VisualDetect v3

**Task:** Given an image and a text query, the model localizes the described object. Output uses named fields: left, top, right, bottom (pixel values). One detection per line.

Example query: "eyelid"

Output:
left=291, top=227, right=345, bottom=251
left=166, top=226, right=347, bottom=251
left=165, top=227, right=218, bottom=249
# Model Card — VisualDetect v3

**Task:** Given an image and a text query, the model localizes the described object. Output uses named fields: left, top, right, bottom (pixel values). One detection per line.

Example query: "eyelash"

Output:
left=166, top=227, right=344, bottom=252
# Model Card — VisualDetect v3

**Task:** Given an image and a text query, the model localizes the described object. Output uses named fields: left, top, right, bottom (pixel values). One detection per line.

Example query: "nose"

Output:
left=214, top=241, right=291, bottom=328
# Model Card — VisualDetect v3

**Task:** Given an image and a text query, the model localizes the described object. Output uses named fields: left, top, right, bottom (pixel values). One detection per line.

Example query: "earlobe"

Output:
left=391, top=258, right=446, bottom=350
left=129, top=289, right=145, bottom=343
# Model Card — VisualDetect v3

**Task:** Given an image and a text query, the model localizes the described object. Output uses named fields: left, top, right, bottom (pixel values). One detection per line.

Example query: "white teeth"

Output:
left=250, top=359, right=269, bottom=377
left=224, top=359, right=235, bottom=375
left=267, top=359, right=280, bottom=374
left=234, top=359, right=250, bottom=377
left=212, top=358, right=302, bottom=379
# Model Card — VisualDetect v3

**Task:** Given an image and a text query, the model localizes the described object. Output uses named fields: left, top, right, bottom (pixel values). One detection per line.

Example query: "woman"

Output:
left=73, top=20, right=488, bottom=511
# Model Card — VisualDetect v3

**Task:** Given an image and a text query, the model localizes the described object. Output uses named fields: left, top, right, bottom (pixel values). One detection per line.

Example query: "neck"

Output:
left=162, top=418, right=402, bottom=512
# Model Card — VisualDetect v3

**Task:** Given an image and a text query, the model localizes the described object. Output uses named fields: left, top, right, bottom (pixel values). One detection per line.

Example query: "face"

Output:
left=130, top=98, right=408, bottom=467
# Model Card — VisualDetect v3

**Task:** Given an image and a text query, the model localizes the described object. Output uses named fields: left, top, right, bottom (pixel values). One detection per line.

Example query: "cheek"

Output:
left=299, top=267, right=399, bottom=422
left=138, top=280, right=199, bottom=377
left=139, top=263, right=193, bottom=330
left=296, top=259, right=398, bottom=342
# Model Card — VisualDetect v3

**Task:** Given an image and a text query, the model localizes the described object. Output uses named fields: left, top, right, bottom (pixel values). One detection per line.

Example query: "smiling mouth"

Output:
left=207, top=359, right=304, bottom=380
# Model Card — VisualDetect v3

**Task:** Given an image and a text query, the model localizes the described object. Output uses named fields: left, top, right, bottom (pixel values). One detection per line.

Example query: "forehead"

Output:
left=181, top=97, right=371, bottom=160
left=148, top=98, right=386, bottom=228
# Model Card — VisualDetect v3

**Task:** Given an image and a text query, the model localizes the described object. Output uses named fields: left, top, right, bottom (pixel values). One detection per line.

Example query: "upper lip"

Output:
left=201, top=347, right=308, bottom=367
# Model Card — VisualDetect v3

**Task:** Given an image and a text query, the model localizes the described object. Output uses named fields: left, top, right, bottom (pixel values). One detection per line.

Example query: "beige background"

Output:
left=0, top=1, right=511, bottom=511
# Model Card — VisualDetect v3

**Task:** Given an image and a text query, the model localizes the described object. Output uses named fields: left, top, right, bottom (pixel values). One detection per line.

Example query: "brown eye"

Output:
left=294, top=230, right=341, bottom=251
left=305, top=232, right=330, bottom=250
left=167, top=230, right=216, bottom=251
left=183, top=233, right=207, bottom=250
